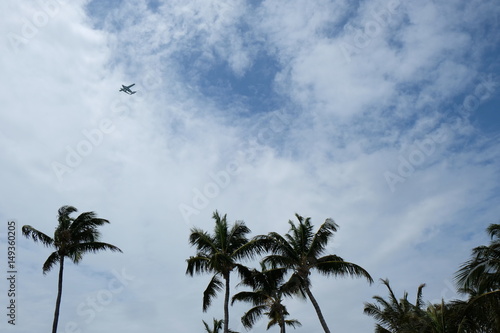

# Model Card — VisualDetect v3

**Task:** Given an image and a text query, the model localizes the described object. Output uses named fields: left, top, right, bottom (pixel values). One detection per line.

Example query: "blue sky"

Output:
left=0, top=0, right=499, bottom=332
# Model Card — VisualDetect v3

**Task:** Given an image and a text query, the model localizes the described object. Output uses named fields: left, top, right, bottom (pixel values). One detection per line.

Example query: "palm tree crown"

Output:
left=263, top=214, right=373, bottom=333
left=363, top=278, right=428, bottom=333
left=202, top=318, right=238, bottom=333
left=232, top=264, right=301, bottom=333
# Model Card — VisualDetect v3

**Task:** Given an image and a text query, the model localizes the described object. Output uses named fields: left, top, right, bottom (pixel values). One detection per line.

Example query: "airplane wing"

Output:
left=126, top=83, right=135, bottom=88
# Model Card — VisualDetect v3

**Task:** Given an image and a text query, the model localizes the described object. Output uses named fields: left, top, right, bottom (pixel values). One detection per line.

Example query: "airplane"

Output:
left=119, top=83, right=136, bottom=95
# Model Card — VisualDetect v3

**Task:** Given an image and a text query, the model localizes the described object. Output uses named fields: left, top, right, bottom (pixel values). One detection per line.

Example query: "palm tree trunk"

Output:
left=304, top=285, right=331, bottom=333
left=278, top=305, right=286, bottom=333
left=52, top=256, right=64, bottom=333
left=223, top=272, right=230, bottom=333
left=279, top=320, right=286, bottom=333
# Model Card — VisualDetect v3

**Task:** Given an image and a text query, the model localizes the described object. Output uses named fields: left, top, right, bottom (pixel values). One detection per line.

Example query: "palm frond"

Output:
left=67, top=242, right=122, bottom=263
left=267, top=231, right=297, bottom=260
left=308, top=218, right=338, bottom=258
left=379, top=279, right=399, bottom=310
left=73, top=228, right=100, bottom=243
left=415, top=283, right=426, bottom=309
left=58, top=205, right=77, bottom=217
left=266, top=317, right=278, bottom=330
left=232, top=236, right=268, bottom=261
left=213, top=211, right=228, bottom=250
left=288, top=214, right=314, bottom=255
left=315, top=256, right=374, bottom=283
left=284, top=319, right=302, bottom=328
left=241, top=305, right=266, bottom=329
left=186, top=256, right=212, bottom=276
left=57, top=205, right=77, bottom=229
left=22, top=225, right=54, bottom=247
left=234, top=263, right=253, bottom=282
left=374, top=325, right=392, bottom=333
left=487, top=223, right=500, bottom=240
left=261, top=254, right=295, bottom=270
left=227, top=221, right=251, bottom=252
left=71, top=211, right=109, bottom=232
left=232, top=291, right=268, bottom=306
left=202, top=320, right=211, bottom=333
left=280, top=272, right=306, bottom=298
left=188, top=228, right=217, bottom=254
left=42, top=251, right=60, bottom=274
left=202, top=318, right=223, bottom=333
left=203, top=274, right=224, bottom=312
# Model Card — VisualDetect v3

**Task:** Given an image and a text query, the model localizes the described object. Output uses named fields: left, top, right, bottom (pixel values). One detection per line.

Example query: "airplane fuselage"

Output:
left=119, top=83, right=136, bottom=95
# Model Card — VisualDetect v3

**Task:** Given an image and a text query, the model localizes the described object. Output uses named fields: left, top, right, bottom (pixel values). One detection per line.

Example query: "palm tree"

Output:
left=455, top=223, right=500, bottom=293
left=232, top=264, right=301, bottom=333
left=22, top=205, right=122, bottom=333
left=363, top=278, right=429, bottom=333
left=455, top=223, right=500, bottom=332
left=263, top=214, right=373, bottom=333
left=186, top=211, right=267, bottom=333
left=202, top=318, right=239, bottom=333
left=203, top=318, right=223, bottom=333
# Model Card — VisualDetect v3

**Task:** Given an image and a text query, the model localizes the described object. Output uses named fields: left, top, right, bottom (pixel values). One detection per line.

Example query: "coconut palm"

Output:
left=202, top=318, right=238, bottom=333
left=203, top=318, right=224, bottom=333
left=263, top=214, right=373, bottom=333
left=363, top=278, right=429, bottom=333
left=455, top=223, right=500, bottom=293
left=232, top=264, right=301, bottom=333
left=186, top=211, right=267, bottom=333
left=454, top=223, right=500, bottom=332
left=22, top=205, right=122, bottom=333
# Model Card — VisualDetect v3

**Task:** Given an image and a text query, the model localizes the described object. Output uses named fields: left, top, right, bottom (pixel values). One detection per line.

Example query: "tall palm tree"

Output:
left=186, top=211, right=267, bottom=333
left=22, top=205, right=122, bottom=333
left=232, top=264, right=301, bottom=333
left=263, top=214, right=373, bottom=333
left=363, top=278, right=429, bottom=333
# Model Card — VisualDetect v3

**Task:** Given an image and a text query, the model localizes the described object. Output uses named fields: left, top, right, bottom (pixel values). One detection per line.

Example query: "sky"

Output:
left=0, top=0, right=499, bottom=332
